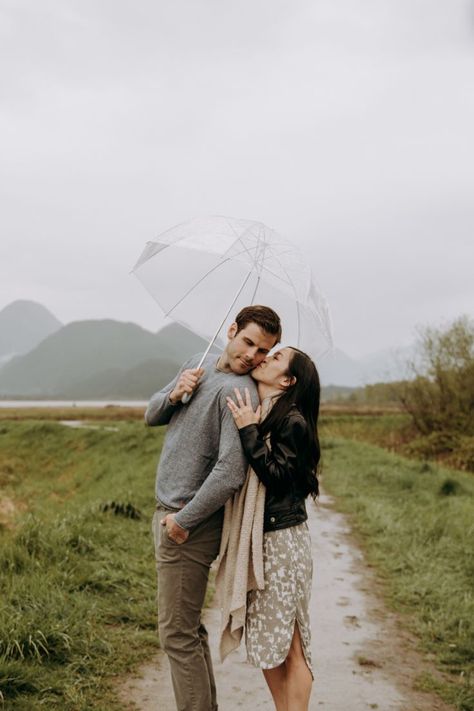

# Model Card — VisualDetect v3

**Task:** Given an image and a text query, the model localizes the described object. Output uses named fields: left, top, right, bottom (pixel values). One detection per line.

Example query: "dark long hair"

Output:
left=259, top=348, right=321, bottom=498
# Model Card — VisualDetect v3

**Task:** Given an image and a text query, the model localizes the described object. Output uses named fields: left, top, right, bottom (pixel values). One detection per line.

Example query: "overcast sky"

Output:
left=1, top=0, right=473, bottom=357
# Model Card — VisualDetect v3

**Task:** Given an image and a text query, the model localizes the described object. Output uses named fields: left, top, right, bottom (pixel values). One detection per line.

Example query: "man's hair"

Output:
left=234, top=305, right=282, bottom=343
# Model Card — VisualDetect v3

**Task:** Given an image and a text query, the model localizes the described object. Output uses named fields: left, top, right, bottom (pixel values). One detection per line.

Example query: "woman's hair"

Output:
left=259, top=347, right=321, bottom=498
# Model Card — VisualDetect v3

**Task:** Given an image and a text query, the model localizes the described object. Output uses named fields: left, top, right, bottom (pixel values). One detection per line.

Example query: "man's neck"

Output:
left=216, top=353, right=232, bottom=372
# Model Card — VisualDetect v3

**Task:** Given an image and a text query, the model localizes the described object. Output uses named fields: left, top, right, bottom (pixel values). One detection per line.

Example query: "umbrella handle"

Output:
left=178, top=346, right=213, bottom=406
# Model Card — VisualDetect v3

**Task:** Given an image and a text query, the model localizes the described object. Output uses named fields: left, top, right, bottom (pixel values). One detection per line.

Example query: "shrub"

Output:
left=398, top=317, right=474, bottom=438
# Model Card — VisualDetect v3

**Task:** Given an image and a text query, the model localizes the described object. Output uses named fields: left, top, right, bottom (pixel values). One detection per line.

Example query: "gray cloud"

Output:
left=1, top=0, right=473, bottom=356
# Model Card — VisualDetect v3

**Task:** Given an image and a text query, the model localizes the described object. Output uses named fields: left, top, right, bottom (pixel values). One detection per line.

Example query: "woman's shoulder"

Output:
left=286, top=403, right=306, bottom=421
left=280, top=405, right=308, bottom=434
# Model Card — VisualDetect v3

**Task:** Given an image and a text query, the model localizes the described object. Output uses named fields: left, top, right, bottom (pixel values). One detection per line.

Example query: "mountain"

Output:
left=0, top=298, right=416, bottom=395
left=317, top=348, right=365, bottom=387
left=0, top=300, right=62, bottom=361
left=54, top=358, right=181, bottom=399
left=0, top=319, right=209, bottom=398
left=317, top=345, right=415, bottom=387
left=155, top=323, right=215, bottom=361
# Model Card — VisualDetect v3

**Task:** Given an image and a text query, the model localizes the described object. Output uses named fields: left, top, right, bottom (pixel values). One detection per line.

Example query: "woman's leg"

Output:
left=262, top=663, right=287, bottom=711
left=261, top=623, right=312, bottom=711
left=285, top=621, right=312, bottom=711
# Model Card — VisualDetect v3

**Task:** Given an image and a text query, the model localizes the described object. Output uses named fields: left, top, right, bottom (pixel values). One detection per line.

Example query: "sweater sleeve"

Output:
left=173, top=384, right=257, bottom=531
left=144, top=356, right=195, bottom=427
left=238, top=416, right=308, bottom=497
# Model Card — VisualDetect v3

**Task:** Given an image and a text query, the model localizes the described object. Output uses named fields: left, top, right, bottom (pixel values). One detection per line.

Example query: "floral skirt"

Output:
left=245, top=522, right=313, bottom=674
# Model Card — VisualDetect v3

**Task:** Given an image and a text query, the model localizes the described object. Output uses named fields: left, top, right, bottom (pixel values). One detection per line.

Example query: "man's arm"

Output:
left=145, top=355, right=199, bottom=426
left=173, top=383, right=259, bottom=531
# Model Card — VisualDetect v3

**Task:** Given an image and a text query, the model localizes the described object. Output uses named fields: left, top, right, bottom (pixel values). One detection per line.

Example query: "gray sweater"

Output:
left=145, top=353, right=259, bottom=531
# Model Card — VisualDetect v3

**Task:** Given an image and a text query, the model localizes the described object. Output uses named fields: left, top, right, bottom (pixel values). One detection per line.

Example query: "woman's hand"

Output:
left=226, top=387, right=261, bottom=429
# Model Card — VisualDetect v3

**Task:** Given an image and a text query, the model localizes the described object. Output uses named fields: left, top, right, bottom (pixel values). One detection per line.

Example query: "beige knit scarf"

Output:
left=214, top=465, right=266, bottom=661
left=215, top=397, right=274, bottom=662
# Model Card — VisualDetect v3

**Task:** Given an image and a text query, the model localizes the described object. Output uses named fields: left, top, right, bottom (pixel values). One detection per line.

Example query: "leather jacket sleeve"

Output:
left=238, top=414, right=308, bottom=498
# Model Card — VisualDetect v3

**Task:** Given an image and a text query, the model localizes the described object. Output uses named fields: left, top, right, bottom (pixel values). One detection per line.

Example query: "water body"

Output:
left=0, top=400, right=148, bottom=408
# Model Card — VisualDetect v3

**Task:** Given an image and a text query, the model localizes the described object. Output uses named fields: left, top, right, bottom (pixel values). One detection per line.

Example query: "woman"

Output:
left=226, top=346, right=321, bottom=711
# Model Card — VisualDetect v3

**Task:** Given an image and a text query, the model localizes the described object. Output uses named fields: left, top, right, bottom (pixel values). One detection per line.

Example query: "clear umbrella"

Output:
left=132, top=215, right=333, bottom=366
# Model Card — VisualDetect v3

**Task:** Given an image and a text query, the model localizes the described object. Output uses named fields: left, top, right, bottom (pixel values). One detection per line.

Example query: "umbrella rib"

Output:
left=223, top=218, right=262, bottom=264
left=163, top=247, right=288, bottom=320
left=217, top=241, right=293, bottom=286
left=163, top=257, right=234, bottom=317
left=236, top=231, right=295, bottom=286
left=238, top=235, right=262, bottom=267
left=257, top=263, right=292, bottom=286
left=176, top=220, right=292, bottom=287
left=194, top=269, right=255, bottom=369
left=249, top=275, right=261, bottom=305
left=190, top=239, right=290, bottom=285
left=228, top=247, right=295, bottom=286
left=226, top=244, right=261, bottom=264
left=269, top=250, right=303, bottom=346
left=162, top=249, right=262, bottom=319
left=224, top=251, right=293, bottom=287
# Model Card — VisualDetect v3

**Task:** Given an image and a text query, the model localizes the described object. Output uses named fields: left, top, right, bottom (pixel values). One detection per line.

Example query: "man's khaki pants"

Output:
left=153, top=505, right=224, bottom=711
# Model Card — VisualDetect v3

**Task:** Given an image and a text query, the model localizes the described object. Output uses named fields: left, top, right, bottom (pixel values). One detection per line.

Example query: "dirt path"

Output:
left=117, top=493, right=454, bottom=711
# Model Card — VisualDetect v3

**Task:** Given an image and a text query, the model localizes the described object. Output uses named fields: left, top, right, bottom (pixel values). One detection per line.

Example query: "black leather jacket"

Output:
left=239, top=407, right=311, bottom=533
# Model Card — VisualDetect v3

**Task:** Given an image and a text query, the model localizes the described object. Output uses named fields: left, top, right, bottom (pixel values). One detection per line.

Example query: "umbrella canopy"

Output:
left=132, top=216, right=333, bottom=361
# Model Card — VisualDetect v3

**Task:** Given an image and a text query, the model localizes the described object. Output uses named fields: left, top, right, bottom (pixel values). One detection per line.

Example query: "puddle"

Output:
left=59, top=420, right=119, bottom=432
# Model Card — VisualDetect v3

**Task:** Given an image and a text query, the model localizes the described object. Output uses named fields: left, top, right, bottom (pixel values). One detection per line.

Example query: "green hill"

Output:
left=55, top=358, right=182, bottom=399
left=0, top=300, right=62, bottom=360
left=0, top=320, right=209, bottom=398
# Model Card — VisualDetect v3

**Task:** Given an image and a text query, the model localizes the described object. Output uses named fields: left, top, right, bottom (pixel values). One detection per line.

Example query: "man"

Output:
left=145, top=305, right=281, bottom=711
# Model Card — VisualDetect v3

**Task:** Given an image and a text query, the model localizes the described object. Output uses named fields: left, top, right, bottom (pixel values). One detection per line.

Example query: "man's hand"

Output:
left=160, top=513, right=189, bottom=544
left=169, top=368, right=204, bottom=404
left=226, top=387, right=262, bottom=429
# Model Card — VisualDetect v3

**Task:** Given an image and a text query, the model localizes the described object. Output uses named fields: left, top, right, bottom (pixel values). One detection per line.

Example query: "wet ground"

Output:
left=117, top=493, right=454, bottom=711
left=59, top=420, right=119, bottom=431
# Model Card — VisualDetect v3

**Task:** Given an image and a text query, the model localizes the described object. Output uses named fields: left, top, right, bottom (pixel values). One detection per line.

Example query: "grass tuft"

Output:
left=439, top=478, right=464, bottom=497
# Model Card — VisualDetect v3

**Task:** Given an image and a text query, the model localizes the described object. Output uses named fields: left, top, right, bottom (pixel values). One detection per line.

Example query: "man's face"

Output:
left=223, top=322, right=278, bottom=375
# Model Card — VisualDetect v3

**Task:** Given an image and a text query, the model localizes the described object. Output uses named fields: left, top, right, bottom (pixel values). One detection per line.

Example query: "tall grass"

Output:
left=320, top=413, right=474, bottom=471
left=0, top=419, right=164, bottom=709
left=322, top=436, right=474, bottom=711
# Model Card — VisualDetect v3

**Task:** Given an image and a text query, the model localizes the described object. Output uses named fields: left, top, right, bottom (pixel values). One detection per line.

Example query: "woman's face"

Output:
left=251, top=347, right=294, bottom=389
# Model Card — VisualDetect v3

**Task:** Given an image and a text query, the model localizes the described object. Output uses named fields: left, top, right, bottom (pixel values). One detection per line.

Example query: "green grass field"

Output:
left=0, top=419, right=162, bottom=710
left=322, top=436, right=474, bottom=711
left=0, top=414, right=473, bottom=709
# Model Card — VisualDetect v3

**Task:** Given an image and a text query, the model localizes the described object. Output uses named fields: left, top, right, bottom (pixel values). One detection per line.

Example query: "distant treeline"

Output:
left=322, top=381, right=403, bottom=406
